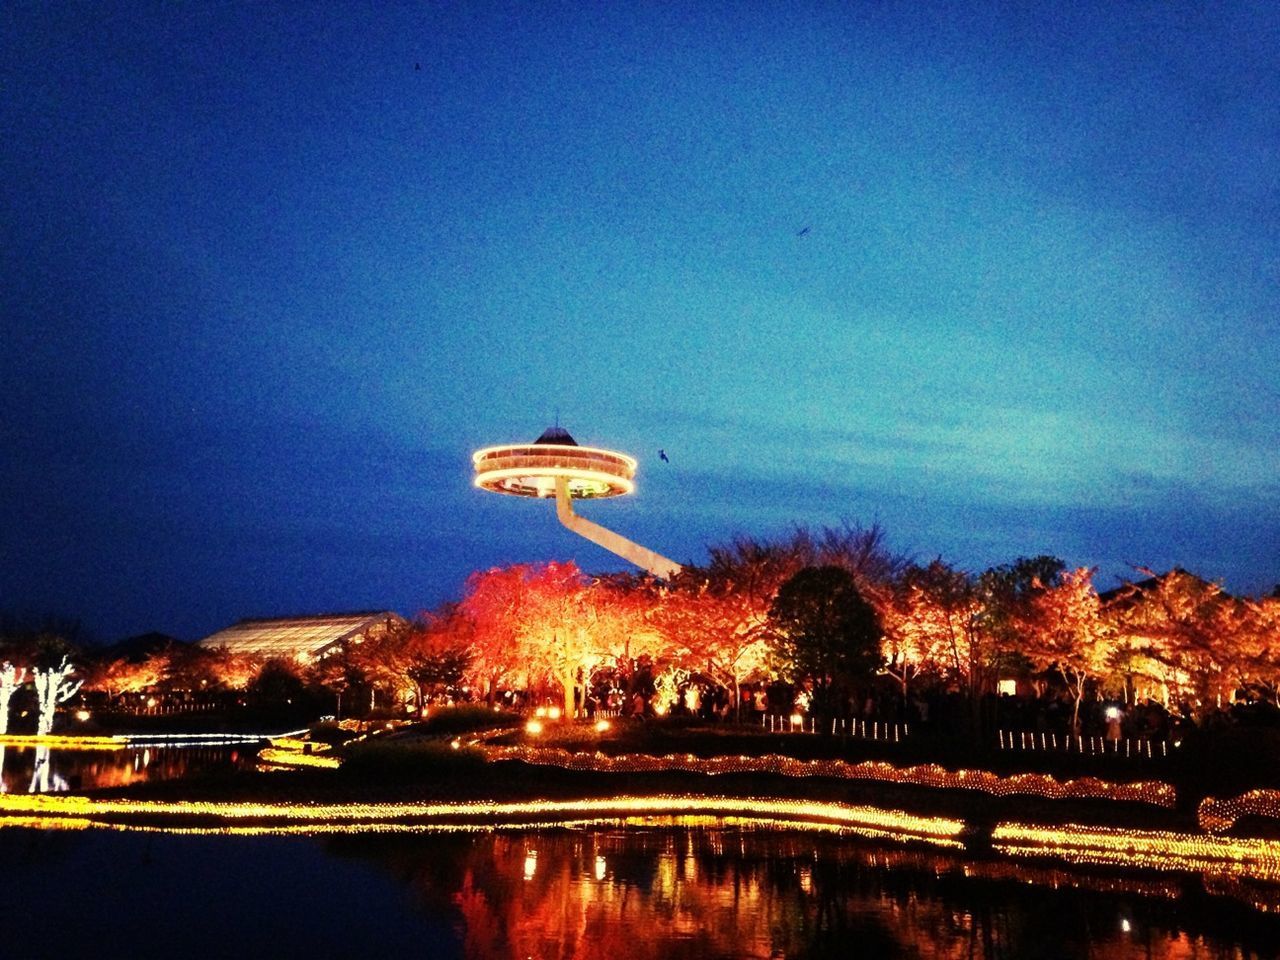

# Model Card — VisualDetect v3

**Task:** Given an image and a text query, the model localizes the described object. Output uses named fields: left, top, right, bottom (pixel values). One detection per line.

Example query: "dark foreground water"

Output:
left=1, top=825, right=1278, bottom=960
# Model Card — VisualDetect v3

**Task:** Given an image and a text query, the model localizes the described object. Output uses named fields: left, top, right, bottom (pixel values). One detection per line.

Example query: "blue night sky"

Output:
left=3, top=3, right=1278, bottom=641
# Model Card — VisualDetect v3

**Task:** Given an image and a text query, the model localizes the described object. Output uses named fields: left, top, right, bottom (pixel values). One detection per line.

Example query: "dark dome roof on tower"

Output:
left=535, top=426, right=578, bottom=446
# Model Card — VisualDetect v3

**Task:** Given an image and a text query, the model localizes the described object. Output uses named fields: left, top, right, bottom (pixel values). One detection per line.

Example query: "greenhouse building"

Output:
left=197, top=611, right=405, bottom=663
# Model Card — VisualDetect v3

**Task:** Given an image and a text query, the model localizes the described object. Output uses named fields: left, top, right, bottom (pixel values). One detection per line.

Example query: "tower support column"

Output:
left=554, top=477, right=681, bottom=580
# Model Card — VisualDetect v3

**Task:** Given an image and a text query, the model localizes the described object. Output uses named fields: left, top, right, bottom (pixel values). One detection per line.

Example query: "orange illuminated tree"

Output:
left=1023, top=566, right=1112, bottom=733
left=1105, top=568, right=1245, bottom=714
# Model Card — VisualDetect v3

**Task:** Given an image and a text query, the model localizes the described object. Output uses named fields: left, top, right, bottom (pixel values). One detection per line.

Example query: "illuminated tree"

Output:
left=516, top=562, right=605, bottom=719
left=401, top=608, right=476, bottom=708
left=209, top=648, right=261, bottom=691
left=1105, top=568, right=1244, bottom=714
left=879, top=564, right=968, bottom=699
left=85, top=655, right=162, bottom=701
left=308, top=640, right=369, bottom=718
left=653, top=581, right=772, bottom=720
left=31, top=656, right=81, bottom=736
left=768, top=565, right=883, bottom=721
left=894, top=560, right=984, bottom=694
left=1023, top=567, right=1112, bottom=733
left=659, top=535, right=815, bottom=719
left=976, top=555, right=1066, bottom=679
left=460, top=564, right=539, bottom=702
left=1241, top=595, right=1280, bottom=703
left=0, top=661, right=25, bottom=735
left=460, top=561, right=632, bottom=717
left=583, top=573, right=666, bottom=699
left=159, top=642, right=225, bottom=692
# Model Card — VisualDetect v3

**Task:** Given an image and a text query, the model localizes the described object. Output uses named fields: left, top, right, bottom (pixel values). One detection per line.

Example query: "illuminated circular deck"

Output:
left=473, top=427, right=636, bottom=500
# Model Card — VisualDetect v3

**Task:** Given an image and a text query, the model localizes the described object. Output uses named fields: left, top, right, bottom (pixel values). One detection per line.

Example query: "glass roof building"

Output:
left=197, top=611, right=405, bottom=662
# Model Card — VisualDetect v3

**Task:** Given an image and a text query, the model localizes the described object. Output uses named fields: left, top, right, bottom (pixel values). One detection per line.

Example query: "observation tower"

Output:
left=472, top=426, right=682, bottom=580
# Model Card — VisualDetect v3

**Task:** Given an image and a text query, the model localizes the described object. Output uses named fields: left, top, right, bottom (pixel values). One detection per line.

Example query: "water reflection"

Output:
left=0, top=743, right=250, bottom=793
left=332, top=828, right=1280, bottom=959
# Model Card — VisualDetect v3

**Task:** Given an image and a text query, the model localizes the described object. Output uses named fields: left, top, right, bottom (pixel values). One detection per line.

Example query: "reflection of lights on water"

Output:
left=1121, top=918, right=1131, bottom=933
left=524, top=850, right=538, bottom=880
left=142, top=749, right=151, bottom=767
left=594, top=855, right=606, bottom=881
left=797, top=864, right=812, bottom=894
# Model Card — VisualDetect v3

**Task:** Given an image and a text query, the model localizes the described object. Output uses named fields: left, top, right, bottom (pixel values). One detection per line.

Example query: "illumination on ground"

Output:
left=992, top=821, right=1280, bottom=881
left=481, top=744, right=1178, bottom=809
left=0, top=793, right=965, bottom=847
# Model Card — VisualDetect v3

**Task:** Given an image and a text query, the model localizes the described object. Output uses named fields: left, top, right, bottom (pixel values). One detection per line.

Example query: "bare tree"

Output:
left=32, top=656, right=81, bottom=736
left=0, top=662, right=26, bottom=735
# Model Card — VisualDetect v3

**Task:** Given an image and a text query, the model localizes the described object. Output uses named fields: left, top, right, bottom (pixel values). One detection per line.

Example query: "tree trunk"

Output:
left=561, top=670, right=575, bottom=720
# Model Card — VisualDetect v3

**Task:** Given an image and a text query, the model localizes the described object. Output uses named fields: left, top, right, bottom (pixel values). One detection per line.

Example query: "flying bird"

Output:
left=796, top=226, right=810, bottom=237
left=659, top=449, right=669, bottom=463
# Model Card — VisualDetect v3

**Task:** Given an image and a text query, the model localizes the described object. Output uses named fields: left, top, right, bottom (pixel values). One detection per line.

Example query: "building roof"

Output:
left=196, top=611, right=404, bottom=662
left=535, top=425, right=577, bottom=445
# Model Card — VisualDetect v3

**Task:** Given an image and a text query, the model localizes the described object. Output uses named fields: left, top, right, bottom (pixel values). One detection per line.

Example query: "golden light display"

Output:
left=0, top=793, right=964, bottom=846
left=0, top=734, right=127, bottom=751
left=257, top=746, right=341, bottom=769
left=477, top=744, right=1179, bottom=809
left=992, top=821, right=1280, bottom=883
left=1197, top=788, right=1280, bottom=834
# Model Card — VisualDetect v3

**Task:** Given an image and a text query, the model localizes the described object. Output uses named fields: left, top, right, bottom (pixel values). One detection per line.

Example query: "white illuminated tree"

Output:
left=0, top=661, right=26, bottom=736
left=32, top=657, right=81, bottom=737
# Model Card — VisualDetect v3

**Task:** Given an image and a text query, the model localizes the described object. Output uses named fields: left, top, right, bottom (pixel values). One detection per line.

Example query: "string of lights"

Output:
left=991, top=821, right=1280, bottom=883
left=0, top=793, right=964, bottom=846
left=1197, top=789, right=1280, bottom=834
left=478, top=744, right=1179, bottom=809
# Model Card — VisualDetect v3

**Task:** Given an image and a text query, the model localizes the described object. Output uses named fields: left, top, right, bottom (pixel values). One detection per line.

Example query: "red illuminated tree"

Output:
left=460, top=561, right=635, bottom=717
left=460, top=564, right=540, bottom=702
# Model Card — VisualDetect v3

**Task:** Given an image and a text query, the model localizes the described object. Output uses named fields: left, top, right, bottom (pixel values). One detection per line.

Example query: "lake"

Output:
left=0, top=741, right=255, bottom=794
left=1, top=819, right=1278, bottom=959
